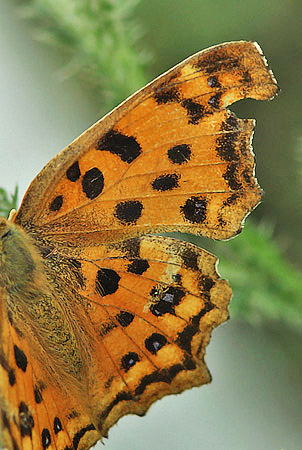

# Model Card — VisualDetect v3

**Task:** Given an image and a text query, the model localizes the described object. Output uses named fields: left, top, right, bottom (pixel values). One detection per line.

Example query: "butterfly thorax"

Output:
left=0, top=218, right=84, bottom=381
left=0, top=218, right=36, bottom=292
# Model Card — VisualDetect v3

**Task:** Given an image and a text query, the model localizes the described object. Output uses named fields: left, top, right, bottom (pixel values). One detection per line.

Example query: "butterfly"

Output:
left=0, top=41, right=278, bottom=450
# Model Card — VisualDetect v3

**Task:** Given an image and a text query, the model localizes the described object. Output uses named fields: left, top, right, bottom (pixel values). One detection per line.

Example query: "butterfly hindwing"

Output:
left=1, top=235, right=230, bottom=447
left=38, top=235, right=231, bottom=437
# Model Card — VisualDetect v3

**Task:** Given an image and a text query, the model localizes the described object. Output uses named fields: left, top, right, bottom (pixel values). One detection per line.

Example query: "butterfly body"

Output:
left=0, top=219, right=85, bottom=379
left=0, top=42, right=278, bottom=450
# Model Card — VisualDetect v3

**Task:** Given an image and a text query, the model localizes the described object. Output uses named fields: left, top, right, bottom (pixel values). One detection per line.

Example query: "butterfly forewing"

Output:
left=15, top=41, right=278, bottom=243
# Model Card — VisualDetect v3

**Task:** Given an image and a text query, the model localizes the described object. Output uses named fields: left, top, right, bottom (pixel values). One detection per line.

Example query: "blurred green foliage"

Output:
left=17, top=0, right=149, bottom=111
left=0, top=187, right=18, bottom=218
left=2, top=0, right=301, bottom=332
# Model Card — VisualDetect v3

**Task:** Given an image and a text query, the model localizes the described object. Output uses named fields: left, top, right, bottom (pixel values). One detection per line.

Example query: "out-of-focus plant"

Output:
left=0, top=187, right=18, bottom=218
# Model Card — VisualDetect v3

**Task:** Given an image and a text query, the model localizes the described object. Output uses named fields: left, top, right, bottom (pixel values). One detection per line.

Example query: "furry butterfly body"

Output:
left=0, top=41, right=278, bottom=450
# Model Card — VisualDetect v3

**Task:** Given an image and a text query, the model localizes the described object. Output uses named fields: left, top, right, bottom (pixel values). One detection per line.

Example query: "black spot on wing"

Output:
left=199, top=275, right=215, bottom=292
left=223, top=163, right=243, bottom=190
left=114, top=201, right=143, bottom=224
left=151, top=173, right=180, bottom=192
left=173, top=273, right=182, bottom=284
left=54, top=417, right=63, bottom=434
left=82, top=167, right=104, bottom=200
left=95, top=269, right=120, bottom=296
left=8, top=369, right=16, bottom=386
left=115, top=311, right=134, bottom=327
left=181, top=99, right=205, bottom=125
left=180, top=196, right=207, bottom=224
left=149, top=286, right=185, bottom=316
left=41, top=428, right=51, bottom=449
left=154, top=84, right=180, bottom=104
left=127, top=258, right=149, bottom=275
left=19, top=401, right=34, bottom=438
left=207, top=75, right=221, bottom=88
left=145, top=333, right=167, bottom=355
left=208, top=92, right=222, bottom=109
left=216, top=132, right=239, bottom=162
left=97, top=129, right=142, bottom=164
left=180, top=247, right=199, bottom=271
left=121, top=352, right=140, bottom=372
left=14, top=345, right=27, bottom=372
left=66, top=161, right=81, bottom=182
left=0, top=354, right=16, bottom=390
left=34, top=385, right=43, bottom=404
left=168, top=144, right=191, bottom=164
left=49, top=195, right=63, bottom=212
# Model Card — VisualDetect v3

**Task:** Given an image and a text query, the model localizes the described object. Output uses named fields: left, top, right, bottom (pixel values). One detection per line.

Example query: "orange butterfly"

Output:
left=0, top=41, right=278, bottom=450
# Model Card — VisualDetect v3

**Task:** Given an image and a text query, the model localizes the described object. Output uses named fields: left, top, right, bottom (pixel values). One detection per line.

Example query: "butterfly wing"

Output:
left=33, top=235, right=232, bottom=439
left=1, top=235, right=231, bottom=449
left=0, top=41, right=279, bottom=449
left=0, top=289, right=101, bottom=450
left=15, top=41, right=278, bottom=244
